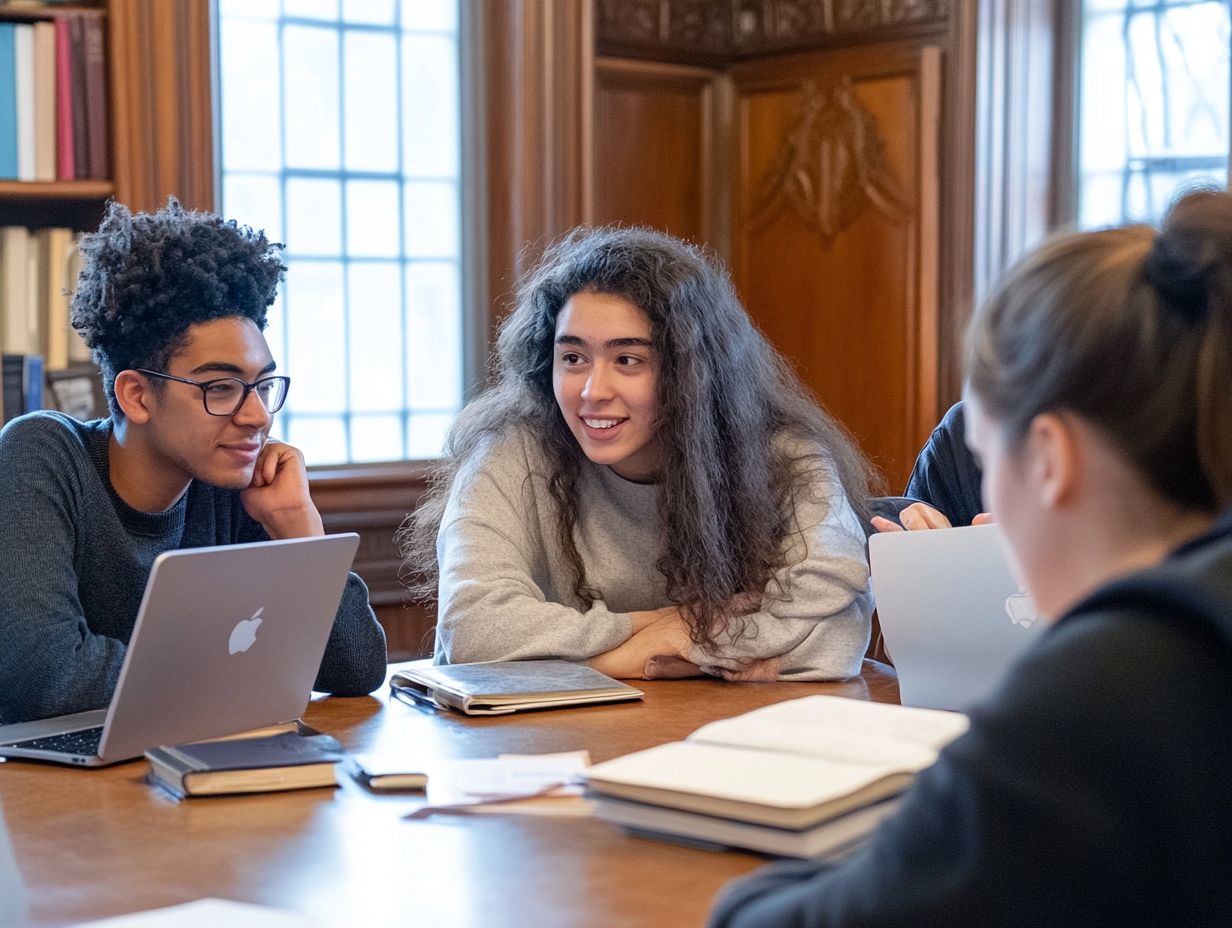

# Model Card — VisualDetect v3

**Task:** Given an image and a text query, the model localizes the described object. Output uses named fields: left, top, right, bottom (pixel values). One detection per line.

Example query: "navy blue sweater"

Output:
left=711, top=511, right=1232, bottom=927
left=0, top=412, right=387, bottom=724
left=905, top=402, right=985, bottom=527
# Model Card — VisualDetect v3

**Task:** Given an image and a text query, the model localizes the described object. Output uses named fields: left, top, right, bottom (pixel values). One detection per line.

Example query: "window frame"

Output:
left=208, top=0, right=488, bottom=470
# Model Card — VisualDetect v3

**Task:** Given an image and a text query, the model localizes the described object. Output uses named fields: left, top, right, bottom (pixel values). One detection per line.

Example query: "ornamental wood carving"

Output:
left=749, top=77, right=910, bottom=247
left=596, top=0, right=949, bottom=60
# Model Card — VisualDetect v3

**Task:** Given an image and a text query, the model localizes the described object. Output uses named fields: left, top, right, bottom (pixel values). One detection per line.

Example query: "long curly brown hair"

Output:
left=401, top=226, right=878, bottom=651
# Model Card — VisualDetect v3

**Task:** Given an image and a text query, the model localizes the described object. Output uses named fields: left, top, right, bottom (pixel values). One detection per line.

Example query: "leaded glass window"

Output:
left=1079, top=0, right=1230, bottom=228
left=216, top=0, right=463, bottom=464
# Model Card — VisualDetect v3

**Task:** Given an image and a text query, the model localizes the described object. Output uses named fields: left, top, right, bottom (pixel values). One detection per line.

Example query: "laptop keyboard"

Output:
left=8, top=726, right=103, bottom=755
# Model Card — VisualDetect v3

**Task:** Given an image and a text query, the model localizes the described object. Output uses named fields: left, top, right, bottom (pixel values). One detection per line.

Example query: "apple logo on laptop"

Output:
left=1004, top=588, right=1041, bottom=629
left=228, top=608, right=263, bottom=654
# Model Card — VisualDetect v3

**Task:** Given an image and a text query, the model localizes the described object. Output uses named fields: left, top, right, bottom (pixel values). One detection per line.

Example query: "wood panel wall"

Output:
left=308, top=463, right=434, bottom=660
left=592, top=59, right=724, bottom=247
left=729, top=44, right=941, bottom=488
left=109, top=0, right=214, bottom=213
left=585, top=0, right=974, bottom=491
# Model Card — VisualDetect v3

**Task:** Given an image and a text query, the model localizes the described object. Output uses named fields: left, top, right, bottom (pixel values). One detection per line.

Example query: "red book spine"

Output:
left=54, top=16, right=74, bottom=180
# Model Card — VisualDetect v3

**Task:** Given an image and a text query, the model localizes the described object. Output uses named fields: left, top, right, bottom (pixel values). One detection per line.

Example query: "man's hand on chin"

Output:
left=240, top=438, right=324, bottom=539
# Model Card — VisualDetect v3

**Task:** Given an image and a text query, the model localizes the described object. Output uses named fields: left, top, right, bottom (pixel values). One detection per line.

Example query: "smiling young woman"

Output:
left=401, top=226, right=880, bottom=681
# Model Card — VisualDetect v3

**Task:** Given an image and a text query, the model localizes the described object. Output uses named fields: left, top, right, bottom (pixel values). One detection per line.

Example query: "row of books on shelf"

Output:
left=0, top=223, right=89, bottom=367
left=1, top=352, right=42, bottom=424
left=0, top=10, right=109, bottom=182
left=1, top=352, right=105, bottom=426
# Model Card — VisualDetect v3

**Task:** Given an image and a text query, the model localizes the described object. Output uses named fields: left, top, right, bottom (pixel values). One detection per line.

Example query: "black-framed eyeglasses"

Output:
left=136, top=369, right=291, bottom=417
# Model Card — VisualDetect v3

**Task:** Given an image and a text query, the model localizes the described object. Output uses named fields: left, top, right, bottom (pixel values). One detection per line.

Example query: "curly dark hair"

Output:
left=70, top=197, right=286, bottom=417
left=400, top=225, right=879, bottom=652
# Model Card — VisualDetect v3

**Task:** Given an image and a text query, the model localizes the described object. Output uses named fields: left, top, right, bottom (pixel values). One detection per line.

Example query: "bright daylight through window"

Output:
left=216, top=0, right=462, bottom=465
left=1078, top=0, right=1230, bottom=228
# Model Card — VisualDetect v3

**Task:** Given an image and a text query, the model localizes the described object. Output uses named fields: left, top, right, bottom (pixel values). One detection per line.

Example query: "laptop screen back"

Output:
left=869, top=523, right=1046, bottom=711
left=97, top=533, right=360, bottom=762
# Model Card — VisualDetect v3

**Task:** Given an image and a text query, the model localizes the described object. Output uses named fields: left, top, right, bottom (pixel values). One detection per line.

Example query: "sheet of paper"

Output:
left=405, top=751, right=591, bottom=818
left=69, top=898, right=319, bottom=927
left=436, top=750, right=590, bottom=801
left=689, top=695, right=969, bottom=769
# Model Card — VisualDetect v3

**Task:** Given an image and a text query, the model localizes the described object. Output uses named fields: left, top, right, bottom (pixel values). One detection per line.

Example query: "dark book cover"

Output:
left=1, top=355, right=25, bottom=424
left=149, top=731, right=344, bottom=775
left=145, top=731, right=345, bottom=798
left=67, top=15, right=88, bottom=179
left=79, top=14, right=107, bottom=179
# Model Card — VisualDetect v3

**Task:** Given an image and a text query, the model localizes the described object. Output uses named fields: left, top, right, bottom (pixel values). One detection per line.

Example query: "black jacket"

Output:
left=710, top=512, right=1232, bottom=928
left=905, top=402, right=985, bottom=527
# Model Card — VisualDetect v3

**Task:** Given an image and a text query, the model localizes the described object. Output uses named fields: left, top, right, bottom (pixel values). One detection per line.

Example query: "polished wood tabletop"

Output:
left=0, top=662, right=898, bottom=928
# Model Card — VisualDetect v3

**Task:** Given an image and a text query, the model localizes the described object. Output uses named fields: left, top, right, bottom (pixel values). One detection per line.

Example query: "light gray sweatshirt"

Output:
left=434, top=428, right=872, bottom=680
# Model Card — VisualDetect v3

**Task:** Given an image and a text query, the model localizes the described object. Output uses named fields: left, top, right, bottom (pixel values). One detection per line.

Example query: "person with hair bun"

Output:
left=710, top=189, right=1232, bottom=926
left=401, top=226, right=877, bottom=681
left=0, top=199, right=387, bottom=725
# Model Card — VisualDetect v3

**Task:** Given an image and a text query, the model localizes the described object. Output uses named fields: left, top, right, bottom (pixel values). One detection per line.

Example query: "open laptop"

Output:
left=0, top=533, right=361, bottom=767
left=868, top=523, right=1047, bottom=711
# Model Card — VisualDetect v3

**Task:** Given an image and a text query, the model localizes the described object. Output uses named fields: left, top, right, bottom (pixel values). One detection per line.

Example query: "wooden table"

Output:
left=0, top=662, right=898, bottom=927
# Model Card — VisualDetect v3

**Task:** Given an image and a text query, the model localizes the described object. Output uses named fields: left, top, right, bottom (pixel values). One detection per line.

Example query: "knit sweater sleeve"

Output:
left=0, top=415, right=123, bottom=723
left=433, top=434, right=634, bottom=664
left=312, top=571, right=388, bottom=694
left=230, top=506, right=386, bottom=695
left=685, top=455, right=872, bottom=680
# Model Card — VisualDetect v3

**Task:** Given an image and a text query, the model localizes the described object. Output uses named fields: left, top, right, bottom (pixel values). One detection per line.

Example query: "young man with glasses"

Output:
left=0, top=199, right=386, bottom=725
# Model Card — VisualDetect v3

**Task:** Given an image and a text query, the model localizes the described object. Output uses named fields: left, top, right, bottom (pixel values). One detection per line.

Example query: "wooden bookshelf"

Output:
left=0, top=179, right=112, bottom=198
left=0, top=0, right=111, bottom=232
left=0, top=4, right=105, bottom=23
left=0, top=0, right=213, bottom=228
left=1, top=0, right=213, bottom=368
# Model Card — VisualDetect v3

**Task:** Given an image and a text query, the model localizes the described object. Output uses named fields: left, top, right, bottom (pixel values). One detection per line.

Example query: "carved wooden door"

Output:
left=731, top=43, right=942, bottom=491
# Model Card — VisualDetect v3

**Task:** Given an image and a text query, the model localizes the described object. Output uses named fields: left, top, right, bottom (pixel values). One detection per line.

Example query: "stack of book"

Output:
left=585, top=695, right=969, bottom=858
left=0, top=8, right=109, bottom=182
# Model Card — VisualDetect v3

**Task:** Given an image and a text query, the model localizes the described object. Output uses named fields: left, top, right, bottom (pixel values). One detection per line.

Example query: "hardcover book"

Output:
left=349, top=754, right=428, bottom=792
left=585, top=695, right=968, bottom=857
left=145, top=731, right=345, bottom=799
left=389, top=659, right=644, bottom=716
left=0, top=24, right=17, bottom=179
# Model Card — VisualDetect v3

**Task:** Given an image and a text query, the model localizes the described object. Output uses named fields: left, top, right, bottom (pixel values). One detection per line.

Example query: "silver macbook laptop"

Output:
left=0, top=533, right=361, bottom=767
left=869, top=523, right=1046, bottom=711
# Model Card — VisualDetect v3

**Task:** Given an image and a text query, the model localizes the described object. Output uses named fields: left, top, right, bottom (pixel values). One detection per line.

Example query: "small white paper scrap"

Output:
left=408, top=750, right=592, bottom=815
left=70, top=898, right=320, bottom=927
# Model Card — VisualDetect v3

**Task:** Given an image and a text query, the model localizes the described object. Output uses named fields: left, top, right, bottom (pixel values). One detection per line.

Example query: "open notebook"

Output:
left=586, top=695, right=968, bottom=857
